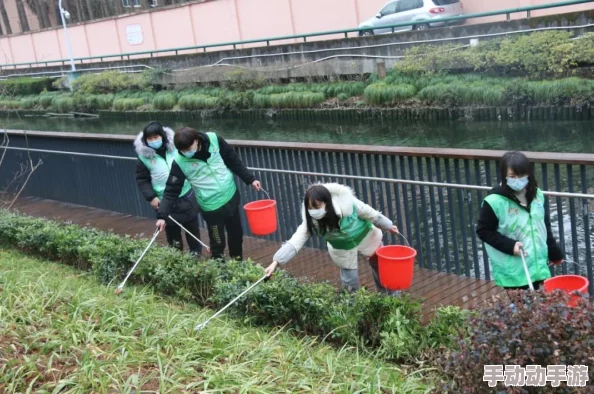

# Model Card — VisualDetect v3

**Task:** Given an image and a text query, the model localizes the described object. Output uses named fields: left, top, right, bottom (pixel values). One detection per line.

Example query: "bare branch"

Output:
left=0, top=130, right=8, bottom=170
left=1, top=130, right=43, bottom=210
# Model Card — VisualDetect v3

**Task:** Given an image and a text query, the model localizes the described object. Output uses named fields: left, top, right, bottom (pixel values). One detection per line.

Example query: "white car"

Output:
left=358, top=0, right=465, bottom=36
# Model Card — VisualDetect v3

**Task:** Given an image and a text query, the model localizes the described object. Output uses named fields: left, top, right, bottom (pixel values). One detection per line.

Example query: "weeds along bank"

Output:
left=2, top=210, right=594, bottom=393
left=2, top=31, right=594, bottom=115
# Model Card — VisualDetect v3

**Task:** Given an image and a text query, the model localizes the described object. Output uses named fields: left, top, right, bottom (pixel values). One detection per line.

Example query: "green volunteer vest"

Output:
left=175, top=132, right=237, bottom=212
left=138, top=149, right=191, bottom=200
left=483, top=188, right=551, bottom=287
left=320, top=205, right=373, bottom=250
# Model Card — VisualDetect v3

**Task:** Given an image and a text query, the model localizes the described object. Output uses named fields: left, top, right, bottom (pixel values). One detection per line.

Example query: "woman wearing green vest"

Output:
left=476, top=151, right=564, bottom=290
left=156, top=127, right=261, bottom=261
left=264, top=183, right=400, bottom=294
left=135, top=122, right=203, bottom=256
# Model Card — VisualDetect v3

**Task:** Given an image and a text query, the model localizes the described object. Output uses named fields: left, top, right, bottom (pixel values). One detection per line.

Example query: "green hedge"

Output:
left=395, top=31, right=594, bottom=77
left=0, top=210, right=470, bottom=363
left=0, top=77, right=55, bottom=95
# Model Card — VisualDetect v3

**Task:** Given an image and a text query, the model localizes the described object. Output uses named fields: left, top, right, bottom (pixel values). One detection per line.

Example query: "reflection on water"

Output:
left=2, top=115, right=593, bottom=152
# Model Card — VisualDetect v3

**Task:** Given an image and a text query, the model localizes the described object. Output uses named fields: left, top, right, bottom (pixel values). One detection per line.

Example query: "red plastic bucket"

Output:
left=376, top=245, right=417, bottom=291
left=244, top=199, right=278, bottom=236
left=544, top=275, right=589, bottom=307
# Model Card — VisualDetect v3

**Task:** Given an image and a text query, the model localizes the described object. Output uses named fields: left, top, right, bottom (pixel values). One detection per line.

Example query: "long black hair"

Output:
left=304, top=185, right=341, bottom=236
left=500, top=151, right=538, bottom=202
left=142, top=121, right=169, bottom=149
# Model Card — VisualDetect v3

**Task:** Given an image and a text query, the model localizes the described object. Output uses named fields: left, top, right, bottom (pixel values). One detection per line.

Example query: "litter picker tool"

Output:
left=167, top=215, right=210, bottom=252
left=519, top=247, right=535, bottom=292
left=195, top=275, right=268, bottom=331
left=115, top=228, right=160, bottom=295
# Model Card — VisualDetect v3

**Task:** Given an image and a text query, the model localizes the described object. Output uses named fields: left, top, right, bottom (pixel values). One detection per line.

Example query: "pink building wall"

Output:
left=0, top=0, right=591, bottom=66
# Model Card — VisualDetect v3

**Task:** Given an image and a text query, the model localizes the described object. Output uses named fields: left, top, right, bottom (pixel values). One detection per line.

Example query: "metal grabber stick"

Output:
left=167, top=215, right=211, bottom=252
left=115, top=228, right=160, bottom=295
left=519, top=247, right=535, bottom=292
left=195, top=275, right=268, bottom=331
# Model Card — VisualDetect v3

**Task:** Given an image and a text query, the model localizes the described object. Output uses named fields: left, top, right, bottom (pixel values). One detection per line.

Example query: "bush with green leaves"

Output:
left=396, top=31, right=594, bottom=77
left=0, top=210, right=469, bottom=363
left=71, top=71, right=152, bottom=94
left=0, top=77, right=55, bottom=95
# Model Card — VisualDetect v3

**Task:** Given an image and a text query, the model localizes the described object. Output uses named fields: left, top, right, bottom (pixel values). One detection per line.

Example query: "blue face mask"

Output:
left=182, top=150, right=196, bottom=158
left=507, top=176, right=529, bottom=192
left=147, top=139, right=162, bottom=150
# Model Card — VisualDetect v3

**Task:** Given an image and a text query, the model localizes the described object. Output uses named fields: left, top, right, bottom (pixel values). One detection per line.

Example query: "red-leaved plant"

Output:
left=436, top=289, right=594, bottom=394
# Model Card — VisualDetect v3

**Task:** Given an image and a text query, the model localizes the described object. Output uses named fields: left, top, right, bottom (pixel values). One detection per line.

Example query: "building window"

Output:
left=151, top=0, right=158, bottom=7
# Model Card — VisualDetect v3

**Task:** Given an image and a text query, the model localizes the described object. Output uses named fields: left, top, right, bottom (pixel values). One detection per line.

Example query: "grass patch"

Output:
left=364, top=83, right=417, bottom=105
left=0, top=248, right=433, bottom=393
left=178, top=94, right=220, bottom=110
left=253, top=91, right=326, bottom=108
left=113, top=98, right=145, bottom=111
left=152, top=92, right=178, bottom=110
left=51, top=97, right=74, bottom=113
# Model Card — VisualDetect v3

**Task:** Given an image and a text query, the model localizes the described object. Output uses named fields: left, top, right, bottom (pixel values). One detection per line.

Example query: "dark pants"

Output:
left=161, top=190, right=202, bottom=255
left=504, top=280, right=544, bottom=291
left=200, top=190, right=243, bottom=260
left=165, top=216, right=202, bottom=255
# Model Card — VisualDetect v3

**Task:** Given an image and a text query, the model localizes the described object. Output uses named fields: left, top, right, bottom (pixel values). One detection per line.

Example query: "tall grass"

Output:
left=95, top=94, right=115, bottom=110
left=39, top=92, right=58, bottom=109
left=526, top=77, right=594, bottom=104
left=152, top=92, right=178, bottom=110
left=18, top=96, right=39, bottom=109
left=115, top=91, right=154, bottom=104
left=253, top=92, right=326, bottom=108
left=0, top=249, right=431, bottom=393
left=178, top=94, right=220, bottom=110
left=113, top=98, right=145, bottom=111
left=364, top=83, right=417, bottom=105
left=52, top=96, right=74, bottom=113
left=3, top=74, right=594, bottom=112
left=418, top=82, right=506, bottom=106
left=0, top=100, right=19, bottom=109
left=257, top=82, right=365, bottom=98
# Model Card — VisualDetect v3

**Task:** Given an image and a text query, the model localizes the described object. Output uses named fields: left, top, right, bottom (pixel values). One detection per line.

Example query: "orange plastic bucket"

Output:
left=244, top=199, right=277, bottom=236
left=544, top=275, right=589, bottom=307
left=376, top=245, right=417, bottom=291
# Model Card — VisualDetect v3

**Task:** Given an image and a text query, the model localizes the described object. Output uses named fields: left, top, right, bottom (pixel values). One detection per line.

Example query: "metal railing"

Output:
left=0, top=0, right=592, bottom=70
left=1, top=130, right=593, bottom=294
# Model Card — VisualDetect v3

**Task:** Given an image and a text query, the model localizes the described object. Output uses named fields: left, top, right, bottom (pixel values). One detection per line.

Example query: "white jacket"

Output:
left=273, top=183, right=393, bottom=269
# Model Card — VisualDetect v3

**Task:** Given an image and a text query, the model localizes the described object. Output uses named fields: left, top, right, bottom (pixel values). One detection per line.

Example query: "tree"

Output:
left=0, top=0, right=13, bottom=35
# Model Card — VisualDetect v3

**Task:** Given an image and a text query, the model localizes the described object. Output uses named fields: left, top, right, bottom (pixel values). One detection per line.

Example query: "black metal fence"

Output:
left=2, top=131, right=593, bottom=294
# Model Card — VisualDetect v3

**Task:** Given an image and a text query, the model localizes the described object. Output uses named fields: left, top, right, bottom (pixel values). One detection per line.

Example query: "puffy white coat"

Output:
left=274, top=183, right=393, bottom=269
left=134, top=127, right=176, bottom=158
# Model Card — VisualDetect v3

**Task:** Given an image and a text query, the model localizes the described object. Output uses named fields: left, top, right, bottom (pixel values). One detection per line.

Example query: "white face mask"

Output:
left=308, top=206, right=327, bottom=220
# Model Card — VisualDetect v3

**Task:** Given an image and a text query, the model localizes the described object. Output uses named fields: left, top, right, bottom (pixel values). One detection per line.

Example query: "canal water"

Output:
left=2, top=115, right=593, bottom=152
